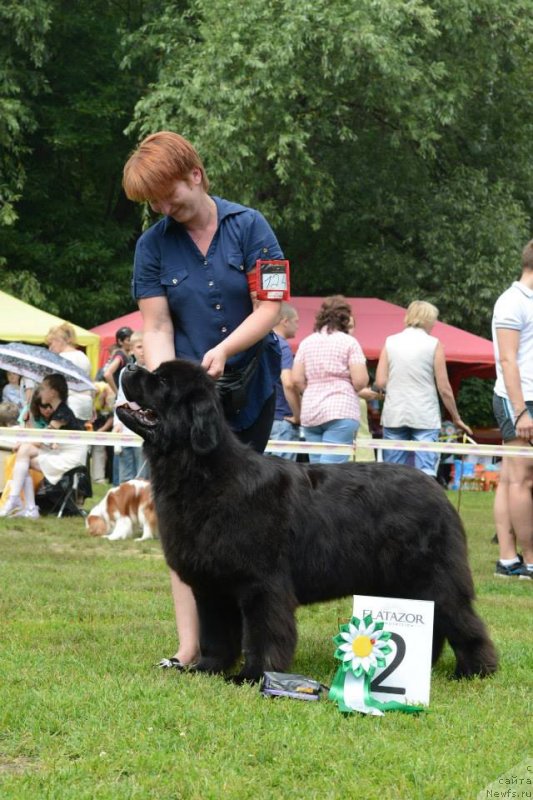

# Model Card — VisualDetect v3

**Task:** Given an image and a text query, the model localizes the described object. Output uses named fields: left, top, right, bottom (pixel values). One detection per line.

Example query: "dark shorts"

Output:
left=493, top=395, right=533, bottom=442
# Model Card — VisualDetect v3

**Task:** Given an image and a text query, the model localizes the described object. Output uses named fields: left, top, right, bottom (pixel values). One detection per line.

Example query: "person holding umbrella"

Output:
left=0, top=374, right=86, bottom=519
left=0, top=342, right=95, bottom=394
left=46, top=323, right=93, bottom=421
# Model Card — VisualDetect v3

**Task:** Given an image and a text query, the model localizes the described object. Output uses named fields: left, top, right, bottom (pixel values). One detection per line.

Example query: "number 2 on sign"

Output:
left=370, top=632, right=406, bottom=695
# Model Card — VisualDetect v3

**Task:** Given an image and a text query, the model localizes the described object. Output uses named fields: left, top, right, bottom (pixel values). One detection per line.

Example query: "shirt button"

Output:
left=208, top=281, right=214, bottom=287
left=172, top=278, right=178, bottom=285
left=215, top=304, right=221, bottom=310
left=239, top=264, right=244, bottom=271
left=203, top=260, right=208, bottom=266
left=221, top=326, right=227, bottom=333
left=262, top=248, right=268, bottom=254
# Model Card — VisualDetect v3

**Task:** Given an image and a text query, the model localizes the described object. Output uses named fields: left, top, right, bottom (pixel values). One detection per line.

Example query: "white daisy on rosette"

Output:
left=334, top=615, right=392, bottom=677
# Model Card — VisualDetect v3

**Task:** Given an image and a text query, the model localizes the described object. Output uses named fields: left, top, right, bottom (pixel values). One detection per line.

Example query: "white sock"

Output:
left=526, top=564, right=533, bottom=572
left=23, top=476, right=36, bottom=509
left=11, top=459, right=30, bottom=497
left=499, top=556, right=520, bottom=566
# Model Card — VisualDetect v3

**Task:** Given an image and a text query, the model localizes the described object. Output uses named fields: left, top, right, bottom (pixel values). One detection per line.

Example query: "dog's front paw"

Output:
left=225, top=672, right=262, bottom=686
left=188, top=658, right=226, bottom=675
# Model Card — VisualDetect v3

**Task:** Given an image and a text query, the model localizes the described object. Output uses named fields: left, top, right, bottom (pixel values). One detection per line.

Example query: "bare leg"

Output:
left=493, top=458, right=517, bottom=560
left=505, top=443, right=533, bottom=564
left=169, top=569, right=200, bottom=665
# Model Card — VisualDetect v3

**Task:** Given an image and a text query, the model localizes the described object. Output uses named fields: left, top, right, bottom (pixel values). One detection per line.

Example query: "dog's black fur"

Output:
left=118, top=360, right=498, bottom=682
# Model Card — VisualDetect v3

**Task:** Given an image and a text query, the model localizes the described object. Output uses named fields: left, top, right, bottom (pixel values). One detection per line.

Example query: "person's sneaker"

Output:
left=494, top=555, right=526, bottom=578
left=23, top=506, right=40, bottom=520
left=0, top=496, right=24, bottom=517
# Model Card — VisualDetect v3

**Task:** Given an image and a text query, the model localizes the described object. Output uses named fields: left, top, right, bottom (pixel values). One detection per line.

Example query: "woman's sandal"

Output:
left=156, top=657, right=187, bottom=670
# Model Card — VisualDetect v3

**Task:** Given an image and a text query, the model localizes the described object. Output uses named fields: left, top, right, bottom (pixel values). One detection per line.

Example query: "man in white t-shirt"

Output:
left=491, top=239, right=533, bottom=579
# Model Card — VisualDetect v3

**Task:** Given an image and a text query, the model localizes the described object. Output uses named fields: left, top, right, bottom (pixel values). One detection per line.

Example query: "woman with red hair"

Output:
left=123, top=131, right=286, bottom=670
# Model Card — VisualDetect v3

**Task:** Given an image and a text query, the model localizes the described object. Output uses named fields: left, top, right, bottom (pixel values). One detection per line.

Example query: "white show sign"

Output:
left=352, top=595, right=434, bottom=707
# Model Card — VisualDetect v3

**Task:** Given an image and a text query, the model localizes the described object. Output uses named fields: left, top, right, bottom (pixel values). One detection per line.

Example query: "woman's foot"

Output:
left=23, top=506, right=40, bottom=519
left=0, top=496, right=24, bottom=517
left=157, top=657, right=187, bottom=670
left=156, top=651, right=199, bottom=669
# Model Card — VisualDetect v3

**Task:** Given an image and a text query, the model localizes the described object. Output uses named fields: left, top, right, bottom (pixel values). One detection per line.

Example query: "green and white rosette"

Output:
left=329, top=614, right=424, bottom=716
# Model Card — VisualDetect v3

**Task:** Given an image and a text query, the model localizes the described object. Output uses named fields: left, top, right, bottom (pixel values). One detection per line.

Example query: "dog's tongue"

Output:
left=118, top=401, right=141, bottom=411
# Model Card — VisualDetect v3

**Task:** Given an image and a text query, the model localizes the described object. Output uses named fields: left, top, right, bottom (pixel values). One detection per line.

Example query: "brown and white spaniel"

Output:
left=86, top=479, right=157, bottom=541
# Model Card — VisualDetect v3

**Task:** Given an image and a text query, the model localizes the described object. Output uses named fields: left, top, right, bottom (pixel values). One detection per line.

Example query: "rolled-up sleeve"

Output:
left=131, top=233, right=165, bottom=301
left=243, top=210, right=284, bottom=271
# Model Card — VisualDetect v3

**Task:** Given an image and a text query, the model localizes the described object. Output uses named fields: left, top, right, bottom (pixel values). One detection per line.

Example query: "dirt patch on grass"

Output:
left=46, top=539, right=165, bottom=560
left=0, top=755, right=40, bottom=774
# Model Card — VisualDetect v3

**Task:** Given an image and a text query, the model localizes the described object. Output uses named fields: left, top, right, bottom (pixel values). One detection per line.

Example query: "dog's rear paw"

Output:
left=452, top=663, right=498, bottom=680
left=452, top=644, right=499, bottom=679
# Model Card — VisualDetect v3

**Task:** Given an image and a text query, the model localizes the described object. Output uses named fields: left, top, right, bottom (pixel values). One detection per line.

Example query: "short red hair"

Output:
left=123, top=131, right=209, bottom=201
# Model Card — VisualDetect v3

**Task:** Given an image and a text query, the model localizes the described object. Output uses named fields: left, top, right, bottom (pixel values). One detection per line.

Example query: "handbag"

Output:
left=215, top=342, right=263, bottom=415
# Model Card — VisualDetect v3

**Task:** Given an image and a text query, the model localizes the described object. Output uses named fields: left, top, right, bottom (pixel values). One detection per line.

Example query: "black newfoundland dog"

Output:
left=118, top=359, right=498, bottom=683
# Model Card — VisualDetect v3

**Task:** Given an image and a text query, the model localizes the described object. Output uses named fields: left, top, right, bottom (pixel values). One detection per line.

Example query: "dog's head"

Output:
left=86, top=514, right=109, bottom=536
left=117, top=360, right=222, bottom=455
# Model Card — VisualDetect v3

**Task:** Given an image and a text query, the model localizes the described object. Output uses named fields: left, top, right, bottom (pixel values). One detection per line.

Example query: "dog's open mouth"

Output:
left=118, top=402, right=159, bottom=428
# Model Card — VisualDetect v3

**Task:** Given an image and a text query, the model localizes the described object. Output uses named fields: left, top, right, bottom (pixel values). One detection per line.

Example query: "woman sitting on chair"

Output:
left=0, top=373, right=87, bottom=519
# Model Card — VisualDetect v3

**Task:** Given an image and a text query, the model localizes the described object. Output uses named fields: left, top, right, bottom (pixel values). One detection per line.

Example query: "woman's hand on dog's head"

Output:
left=201, top=346, right=228, bottom=379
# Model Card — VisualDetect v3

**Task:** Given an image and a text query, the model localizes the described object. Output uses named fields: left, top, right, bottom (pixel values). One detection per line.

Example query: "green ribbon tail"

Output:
left=363, top=675, right=425, bottom=715
left=328, top=667, right=355, bottom=714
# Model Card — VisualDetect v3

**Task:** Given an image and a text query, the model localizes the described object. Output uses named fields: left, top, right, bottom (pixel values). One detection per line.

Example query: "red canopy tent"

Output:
left=91, top=297, right=495, bottom=386
left=92, top=310, right=142, bottom=366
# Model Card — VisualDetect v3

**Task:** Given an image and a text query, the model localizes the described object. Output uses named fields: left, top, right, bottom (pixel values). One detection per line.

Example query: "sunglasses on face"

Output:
left=39, top=403, right=53, bottom=410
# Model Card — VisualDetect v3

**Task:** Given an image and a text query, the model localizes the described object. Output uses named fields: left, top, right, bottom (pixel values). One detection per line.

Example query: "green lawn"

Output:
left=0, top=488, right=531, bottom=800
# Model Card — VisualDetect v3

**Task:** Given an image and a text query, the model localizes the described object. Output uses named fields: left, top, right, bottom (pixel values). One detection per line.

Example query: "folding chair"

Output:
left=36, top=465, right=93, bottom=518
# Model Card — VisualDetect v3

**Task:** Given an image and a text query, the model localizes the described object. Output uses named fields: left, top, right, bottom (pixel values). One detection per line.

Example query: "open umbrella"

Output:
left=0, top=342, right=94, bottom=391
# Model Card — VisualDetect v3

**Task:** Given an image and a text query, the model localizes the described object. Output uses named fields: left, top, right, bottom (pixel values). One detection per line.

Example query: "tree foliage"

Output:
left=0, top=0, right=156, bottom=324
left=127, top=0, right=533, bottom=335
left=0, top=1, right=51, bottom=227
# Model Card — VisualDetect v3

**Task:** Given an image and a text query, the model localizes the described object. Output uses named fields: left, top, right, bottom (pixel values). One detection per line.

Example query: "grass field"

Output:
left=0, top=486, right=531, bottom=800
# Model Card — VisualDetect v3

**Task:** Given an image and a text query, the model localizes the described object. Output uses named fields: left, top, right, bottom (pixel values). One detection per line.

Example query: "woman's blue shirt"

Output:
left=132, top=196, right=283, bottom=430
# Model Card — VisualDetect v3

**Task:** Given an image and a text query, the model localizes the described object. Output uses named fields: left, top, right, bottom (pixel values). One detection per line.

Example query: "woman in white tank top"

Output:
left=375, top=301, right=471, bottom=476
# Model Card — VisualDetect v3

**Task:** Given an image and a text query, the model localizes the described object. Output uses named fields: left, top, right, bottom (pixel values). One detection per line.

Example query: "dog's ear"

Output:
left=189, top=395, right=221, bottom=455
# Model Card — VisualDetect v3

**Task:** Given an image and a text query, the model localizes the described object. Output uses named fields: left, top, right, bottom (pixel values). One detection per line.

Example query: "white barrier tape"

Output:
left=0, top=427, right=531, bottom=458
left=0, top=427, right=143, bottom=447
left=266, top=438, right=533, bottom=458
